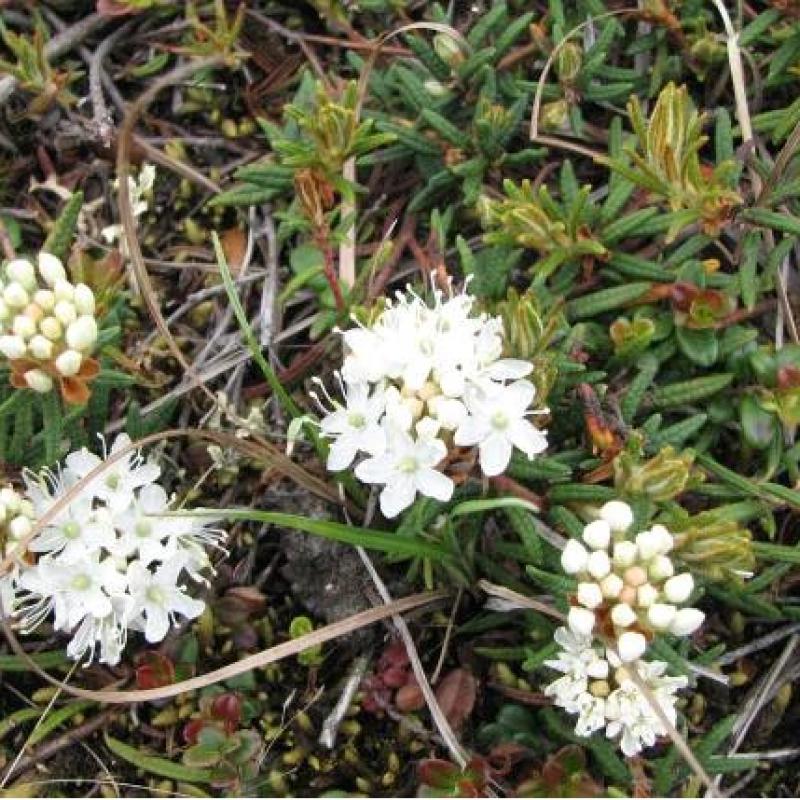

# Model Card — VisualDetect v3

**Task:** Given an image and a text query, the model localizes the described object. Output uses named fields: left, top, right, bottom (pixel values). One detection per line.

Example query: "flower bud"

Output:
left=433, top=33, right=464, bottom=67
left=12, top=315, right=36, bottom=340
left=8, top=514, right=32, bottom=539
left=669, top=608, right=705, bottom=636
left=623, top=565, right=647, bottom=587
left=73, top=284, right=96, bottom=316
left=649, top=554, right=675, bottom=581
left=577, top=581, right=603, bottom=609
left=54, top=300, right=78, bottom=326
left=55, top=349, right=83, bottom=377
left=617, top=631, right=647, bottom=663
left=53, top=279, right=74, bottom=302
left=28, top=334, right=54, bottom=360
left=664, top=573, right=694, bottom=604
left=600, top=572, right=624, bottom=599
left=636, top=583, right=659, bottom=608
left=582, top=519, right=611, bottom=550
left=0, top=334, right=26, bottom=359
left=600, top=500, right=633, bottom=532
left=33, top=289, right=55, bottom=311
left=40, top=316, right=62, bottom=341
left=648, top=603, right=677, bottom=631
left=611, top=602, right=636, bottom=628
left=24, top=368, right=53, bottom=393
left=65, top=316, right=98, bottom=352
left=5, top=259, right=36, bottom=291
left=635, top=530, right=661, bottom=561
left=568, top=606, right=596, bottom=637
left=561, top=539, right=589, bottom=574
left=0, top=488, right=19, bottom=509
left=38, top=252, right=66, bottom=286
left=650, top=524, right=674, bottom=553
left=612, top=540, right=638, bottom=568
left=587, top=550, right=612, bottom=580
left=3, top=283, right=29, bottom=309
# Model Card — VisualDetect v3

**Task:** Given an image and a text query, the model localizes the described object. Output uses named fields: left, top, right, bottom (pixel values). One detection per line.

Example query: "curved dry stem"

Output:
left=529, top=9, right=634, bottom=157
left=0, top=589, right=447, bottom=704
left=116, top=56, right=225, bottom=408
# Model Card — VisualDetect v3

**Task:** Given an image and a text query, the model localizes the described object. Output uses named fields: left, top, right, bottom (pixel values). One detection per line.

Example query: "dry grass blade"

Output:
left=478, top=579, right=566, bottom=621
left=116, top=55, right=225, bottom=409
left=0, top=589, right=447, bottom=704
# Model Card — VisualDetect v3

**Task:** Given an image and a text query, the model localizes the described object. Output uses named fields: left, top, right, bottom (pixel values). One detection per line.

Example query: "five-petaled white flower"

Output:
left=455, top=380, right=548, bottom=476
left=355, top=426, right=453, bottom=518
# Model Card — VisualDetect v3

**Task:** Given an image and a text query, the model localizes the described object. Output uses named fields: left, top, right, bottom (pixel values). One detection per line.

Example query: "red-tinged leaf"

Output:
left=382, top=664, right=410, bottom=689
left=135, top=651, right=175, bottom=690
left=211, top=693, right=242, bottom=731
left=183, top=718, right=206, bottom=746
left=221, top=227, right=248, bottom=275
left=434, top=668, right=478, bottom=730
left=378, top=639, right=410, bottom=672
left=395, top=680, right=425, bottom=712
left=418, top=759, right=460, bottom=789
left=487, top=742, right=530, bottom=776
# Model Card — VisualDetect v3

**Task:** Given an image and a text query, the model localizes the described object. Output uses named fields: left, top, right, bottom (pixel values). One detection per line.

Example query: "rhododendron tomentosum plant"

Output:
left=0, top=434, right=227, bottom=665
left=543, top=499, right=704, bottom=755
left=0, top=251, right=100, bottom=403
left=311, top=277, right=549, bottom=517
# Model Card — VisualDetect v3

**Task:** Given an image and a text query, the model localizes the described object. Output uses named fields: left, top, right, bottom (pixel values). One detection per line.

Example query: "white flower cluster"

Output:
left=543, top=499, right=704, bottom=754
left=561, top=500, right=704, bottom=663
left=0, top=252, right=98, bottom=392
left=101, top=164, right=155, bottom=246
left=313, top=280, right=548, bottom=517
left=1, top=435, right=225, bottom=665
left=544, top=627, right=688, bottom=756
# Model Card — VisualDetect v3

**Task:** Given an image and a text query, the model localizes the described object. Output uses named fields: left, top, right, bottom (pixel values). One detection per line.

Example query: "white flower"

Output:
left=600, top=500, right=634, bottom=532
left=315, top=278, right=550, bottom=511
left=663, top=573, right=694, bottom=604
left=65, top=315, right=97, bottom=352
left=636, top=583, right=659, bottom=609
left=27, top=493, right=114, bottom=562
left=576, top=581, right=603, bottom=609
left=38, top=252, right=67, bottom=286
left=314, top=378, right=386, bottom=471
left=561, top=539, right=589, bottom=574
left=610, top=602, right=636, bottom=628
left=669, top=607, right=705, bottom=636
left=4, top=432, right=224, bottom=666
left=24, top=369, right=53, bottom=393
left=649, top=554, right=674, bottom=581
left=605, top=661, right=688, bottom=756
left=648, top=602, right=677, bottom=630
left=616, top=631, right=647, bottom=663
left=455, top=380, right=547, bottom=476
left=126, top=557, right=205, bottom=643
left=6, top=259, right=37, bottom=290
left=55, top=349, right=83, bottom=377
left=65, top=434, right=161, bottom=512
left=582, top=519, right=611, bottom=550
left=586, top=549, right=611, bottom=580
left=612, top=540, right=638, bottom=568
left=568, top=606, right=596, bottom=637
left=0, top=335, right=26, bottom=360
left=600, top=573, right=624, bottom=599
left=355, top=428, right=453, bottom=518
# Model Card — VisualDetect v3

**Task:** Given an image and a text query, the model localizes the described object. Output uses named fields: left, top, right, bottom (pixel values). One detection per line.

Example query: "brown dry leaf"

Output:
left=434, top=668, right=478, bottom=730
left=221, top=226, right=248, bottom=275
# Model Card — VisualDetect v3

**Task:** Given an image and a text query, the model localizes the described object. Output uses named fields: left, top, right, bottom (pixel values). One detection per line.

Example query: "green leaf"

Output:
left=566, top=282, right=651, bottom=320
left=651, top=374, right=734, bottom=408
left=42, top=191, right=83, bottom=261
left=675, top=326, right=718, bottom=367
left=742, top=207, right=800, bottom=238
left=184, top=509, right=453, bottom=562
left=739, top=394, right=778, bottom=450
left=105, top=735, right=213, bottom=783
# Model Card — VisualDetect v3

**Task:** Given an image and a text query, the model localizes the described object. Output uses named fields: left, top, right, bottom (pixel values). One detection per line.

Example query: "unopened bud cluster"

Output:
left=0, top=487, right=36, bottom=614
left=561, top=500, right=705, bottom=663
left=0, top=253, right=98, bottom=393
